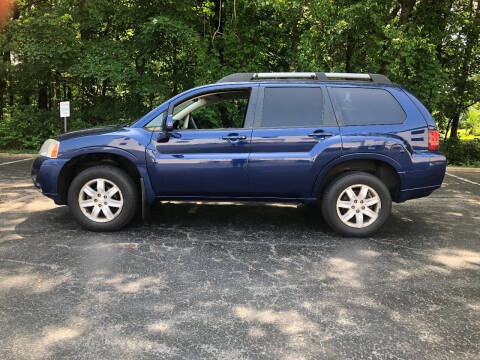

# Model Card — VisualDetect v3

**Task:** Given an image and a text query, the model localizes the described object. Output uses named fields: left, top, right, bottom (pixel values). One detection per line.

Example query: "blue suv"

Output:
left=32, top=72, right=446, bottom=237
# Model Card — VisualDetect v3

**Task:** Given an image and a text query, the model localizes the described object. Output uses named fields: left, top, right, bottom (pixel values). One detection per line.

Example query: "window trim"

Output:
left=166, top=87, right=258, bottom=131
left=254, top=85, right=338, bottom=129
left=144, top=111, right=166, bottom=131
left=327, top=86, right=407, bottom=127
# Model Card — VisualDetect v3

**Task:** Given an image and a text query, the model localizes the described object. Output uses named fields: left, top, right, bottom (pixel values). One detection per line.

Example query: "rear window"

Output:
left=329, top=87, right=406, bottom=126
left=261, top=87, right=325, bottom=128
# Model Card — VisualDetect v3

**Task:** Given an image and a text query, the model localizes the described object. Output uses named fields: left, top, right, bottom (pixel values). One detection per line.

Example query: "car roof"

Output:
left=212, top=80, right=402, bottom=88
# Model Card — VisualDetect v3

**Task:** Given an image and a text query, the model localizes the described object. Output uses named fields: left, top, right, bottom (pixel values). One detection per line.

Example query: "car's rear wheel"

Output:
left=321, top=172, right=391, bottom=237
left=68, top=166, right=138, bottom=231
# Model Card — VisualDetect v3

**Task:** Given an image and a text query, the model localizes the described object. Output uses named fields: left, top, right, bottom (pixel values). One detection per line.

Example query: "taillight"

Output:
left=428, top=129, right=439, bottom=151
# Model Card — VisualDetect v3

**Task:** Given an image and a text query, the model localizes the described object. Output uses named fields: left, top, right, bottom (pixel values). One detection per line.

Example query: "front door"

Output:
left=248, top=86, right=342, bottom=198
left=146, top=87, right=257, bottom=197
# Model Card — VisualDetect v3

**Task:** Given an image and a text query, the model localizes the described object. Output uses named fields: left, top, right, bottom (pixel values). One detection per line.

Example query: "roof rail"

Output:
left=217, top=72, right=392, bottom=84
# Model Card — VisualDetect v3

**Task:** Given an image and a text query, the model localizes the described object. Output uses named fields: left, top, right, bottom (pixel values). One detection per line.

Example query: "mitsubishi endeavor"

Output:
left=32, top=72, right=446, bottom=237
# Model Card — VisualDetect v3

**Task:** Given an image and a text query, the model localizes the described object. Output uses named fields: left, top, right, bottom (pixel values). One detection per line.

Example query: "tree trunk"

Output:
left=4, top=2, right=20, bottom=112
left=449, top=113, right=460, bottom=138
left=345, top=33, right=354, bottom=73
left=0, top=50, right=9, bottom=120
left=38, top=83, right=48, bottom=109
left=398, top=0, right=416, bottom=25
left=101, top=80, right=108, bottom=98
left=48, top=81, right=55, bottom=110
left=444, top=118, right=452, bottom=141
left=289, top=18, right=301, bottom=71
left=8, top=81, right=13, bottom=107
left=0, top=78, right=5, bottom=121
left=211, top=0, right=224, bottom=52
left=22, top=93, right=30, bottom=105
left=4, top=50, right=13, bottom=108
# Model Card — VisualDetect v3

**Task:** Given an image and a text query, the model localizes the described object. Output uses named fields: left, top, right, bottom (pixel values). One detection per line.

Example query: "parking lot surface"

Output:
left=0, top=155, right=479, bottom=359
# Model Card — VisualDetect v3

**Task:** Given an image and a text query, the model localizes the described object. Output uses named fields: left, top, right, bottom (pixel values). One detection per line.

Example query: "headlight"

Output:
left=39, top=139, right=60, bottom=158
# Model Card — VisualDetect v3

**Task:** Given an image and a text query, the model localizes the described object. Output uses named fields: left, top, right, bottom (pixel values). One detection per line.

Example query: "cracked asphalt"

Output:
left=0, top=154, right=479, bottom=359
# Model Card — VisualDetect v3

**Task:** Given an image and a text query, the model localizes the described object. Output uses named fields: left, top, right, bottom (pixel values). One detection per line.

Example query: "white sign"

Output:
left=60, top=101, right=70, bottom=118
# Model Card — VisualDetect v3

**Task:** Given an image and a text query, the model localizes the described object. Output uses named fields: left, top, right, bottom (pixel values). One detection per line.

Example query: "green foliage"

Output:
left=460, top=104, right=480, bottom=136
left=9, top=12, right=79, bottom=76
left=0, top=0, right=479, bottom=154
left=192, top=98, right=248, bottom=129
left=440, top=138, right=480, bottom=166
left=0, top=107, right=60, bottom=149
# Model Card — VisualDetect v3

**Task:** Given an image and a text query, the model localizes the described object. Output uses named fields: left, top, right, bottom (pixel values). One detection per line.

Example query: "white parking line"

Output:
left=445, top=172, right=480, bottom=186
left=0, top=158, right=34, bottom=166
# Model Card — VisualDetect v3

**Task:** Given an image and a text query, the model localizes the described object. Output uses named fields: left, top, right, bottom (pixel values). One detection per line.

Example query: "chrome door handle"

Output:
left=308, top=132, right=334, bottom=138
left=222, top=135, right=247, bottom=141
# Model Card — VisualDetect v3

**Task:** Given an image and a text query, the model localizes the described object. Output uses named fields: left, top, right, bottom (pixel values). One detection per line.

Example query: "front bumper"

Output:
left=31, top=156, right=69, bottom=204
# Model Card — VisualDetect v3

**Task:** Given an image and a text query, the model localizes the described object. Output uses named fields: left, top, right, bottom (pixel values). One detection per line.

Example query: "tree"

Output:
left=0, top=0, right=479, bottom=149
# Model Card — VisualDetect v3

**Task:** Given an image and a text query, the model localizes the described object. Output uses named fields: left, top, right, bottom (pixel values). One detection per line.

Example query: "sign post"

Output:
left=60, top=101, right=70, bottom=133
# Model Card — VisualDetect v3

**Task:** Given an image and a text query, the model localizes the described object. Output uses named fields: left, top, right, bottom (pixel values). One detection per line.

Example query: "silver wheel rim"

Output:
left=78, top=178, right=123, bottom=223
left=336, top=184, right=381, bottom=229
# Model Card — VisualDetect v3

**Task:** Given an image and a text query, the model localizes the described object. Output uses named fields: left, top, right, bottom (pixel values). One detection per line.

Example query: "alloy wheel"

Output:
left=336, top=184, right=381, bottom=228
left=78, top=178, right=123, bottom=223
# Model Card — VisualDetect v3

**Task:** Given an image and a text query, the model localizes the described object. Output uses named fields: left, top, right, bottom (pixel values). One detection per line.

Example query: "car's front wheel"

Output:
left=68, top=166, right=138, bottom=231
left=321, top=172, right=392, bottom=237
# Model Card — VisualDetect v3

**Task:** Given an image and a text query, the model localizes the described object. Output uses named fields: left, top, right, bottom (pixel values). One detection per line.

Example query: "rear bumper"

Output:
left=398, top=152, right=446, bottom=202
left=31, top=156, right=69, bottom=204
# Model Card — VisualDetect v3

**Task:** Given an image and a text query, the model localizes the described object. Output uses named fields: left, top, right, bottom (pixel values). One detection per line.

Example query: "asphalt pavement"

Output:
left=0, top=154, right=479, bottom=359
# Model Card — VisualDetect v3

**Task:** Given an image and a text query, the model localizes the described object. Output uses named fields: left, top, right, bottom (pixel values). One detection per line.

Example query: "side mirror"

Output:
left=157, top=131, right=170, bottom=143
left=165, top=114, right=174, bottom=131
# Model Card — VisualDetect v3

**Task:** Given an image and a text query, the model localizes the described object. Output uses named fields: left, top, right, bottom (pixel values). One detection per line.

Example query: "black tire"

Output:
left=68, top=165, right=138, bottom=231
left=321, top=171, right=391, bottom=237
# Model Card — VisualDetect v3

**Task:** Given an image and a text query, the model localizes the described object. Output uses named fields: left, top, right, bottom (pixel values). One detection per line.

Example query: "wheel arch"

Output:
left=57, top=149, right=143, bottom=205
left=313, top=154, right=403, bottom=202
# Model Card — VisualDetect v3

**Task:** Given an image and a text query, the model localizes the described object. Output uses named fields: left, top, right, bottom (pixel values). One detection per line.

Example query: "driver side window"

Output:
left=172, top=90, right=250, bottom=130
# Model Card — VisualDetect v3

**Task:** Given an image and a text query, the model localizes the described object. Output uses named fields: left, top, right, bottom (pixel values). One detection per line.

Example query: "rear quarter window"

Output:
left=328, top=87, right=406, bottom=126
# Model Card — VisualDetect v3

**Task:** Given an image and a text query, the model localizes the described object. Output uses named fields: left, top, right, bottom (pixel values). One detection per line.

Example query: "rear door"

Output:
left=248, top=85, right=342, bottom=198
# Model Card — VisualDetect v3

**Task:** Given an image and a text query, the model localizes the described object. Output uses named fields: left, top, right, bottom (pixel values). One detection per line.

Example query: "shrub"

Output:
left=0, top=102, right=133, bottom=151
left=460, top=105, right=480, bottom=136
left=0, top=107, right=61, bottom=150
left=440, top=138, right=480, bottom=166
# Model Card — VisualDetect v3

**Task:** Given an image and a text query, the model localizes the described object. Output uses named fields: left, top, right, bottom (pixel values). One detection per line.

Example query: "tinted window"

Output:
left=261, top=87, right=324, bottom=128
left=329, top=87, right=406, bottom=125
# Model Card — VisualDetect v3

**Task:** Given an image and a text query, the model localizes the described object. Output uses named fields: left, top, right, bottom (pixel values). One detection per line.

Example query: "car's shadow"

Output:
left=13, top=202, right=332, bottom=239
left=11, top=200, right=436, bottom=248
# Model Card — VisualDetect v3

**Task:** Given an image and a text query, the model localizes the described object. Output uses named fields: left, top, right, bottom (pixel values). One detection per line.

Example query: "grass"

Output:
left=0, top=149, right=37, bottom=155
left=440, top=128, right=480, bottom=141
left=448, top=160, right=480, bottom=168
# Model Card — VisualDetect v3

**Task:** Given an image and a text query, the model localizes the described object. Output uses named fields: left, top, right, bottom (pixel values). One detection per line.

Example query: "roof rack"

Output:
left=217, top=72, right=392, bottom=84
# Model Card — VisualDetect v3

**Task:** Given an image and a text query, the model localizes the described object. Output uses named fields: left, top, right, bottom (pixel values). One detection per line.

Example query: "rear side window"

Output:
left=261, top=87, right=325, bottom=128
left=329, top=87, right=406, bottom=126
